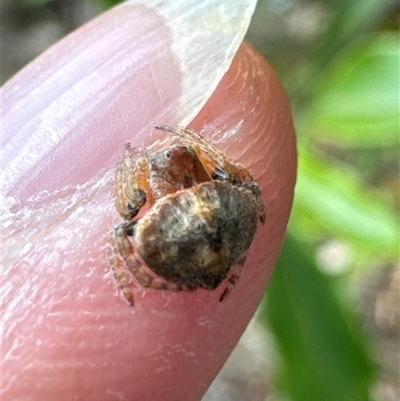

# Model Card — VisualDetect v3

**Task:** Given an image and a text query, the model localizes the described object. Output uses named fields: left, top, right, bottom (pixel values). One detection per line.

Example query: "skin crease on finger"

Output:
left=2, top=8, right=296, bottom=401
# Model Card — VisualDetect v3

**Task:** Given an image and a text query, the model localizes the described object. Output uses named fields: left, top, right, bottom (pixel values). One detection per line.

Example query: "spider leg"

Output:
left=155, top=125, right=230, bottom=174
left=115, top=143, right=159, bottom=222
left=108, top=231, right=136, bottom=306
left=219, top=256, right=247, bottom=302
left=114, top=144, right=150, bottom=220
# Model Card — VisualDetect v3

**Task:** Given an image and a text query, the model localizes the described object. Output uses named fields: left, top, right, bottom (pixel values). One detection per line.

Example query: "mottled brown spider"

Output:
left=108, top=126, right=265, bottom=305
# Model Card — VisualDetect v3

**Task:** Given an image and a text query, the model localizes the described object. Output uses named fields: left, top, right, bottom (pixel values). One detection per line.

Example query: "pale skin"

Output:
left=2, top=5, right=296, bottom=400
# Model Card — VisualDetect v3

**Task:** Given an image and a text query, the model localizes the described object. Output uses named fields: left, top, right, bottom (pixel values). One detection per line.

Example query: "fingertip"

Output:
left=3, top=10, right=295, bottom=401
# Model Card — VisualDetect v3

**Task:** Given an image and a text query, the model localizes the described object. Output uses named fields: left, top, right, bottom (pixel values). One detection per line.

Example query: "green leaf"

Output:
left=291, top=147, right=399, bottom=261
left=309, top=33, right=399, bottom=147
left=21, top=0, right=52, bottom=8
left=262, top=235, right=376, bottom=401
left=93, top=0, right=125, bottom=8
left=315, top=0, right=397, bottom=64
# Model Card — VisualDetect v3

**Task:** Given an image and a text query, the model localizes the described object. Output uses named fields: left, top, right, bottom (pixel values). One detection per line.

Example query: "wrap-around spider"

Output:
left=108, top=126, right=265, bottom=306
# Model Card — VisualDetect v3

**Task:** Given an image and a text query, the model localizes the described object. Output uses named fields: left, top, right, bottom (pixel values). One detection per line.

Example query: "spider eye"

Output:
left=138, top=189, right=146, bottom=202
left=211, top=167, right=229, bottom=181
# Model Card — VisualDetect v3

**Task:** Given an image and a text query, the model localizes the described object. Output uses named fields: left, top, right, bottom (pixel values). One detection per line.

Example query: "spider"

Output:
left=108, top=126, right=265, bottom=305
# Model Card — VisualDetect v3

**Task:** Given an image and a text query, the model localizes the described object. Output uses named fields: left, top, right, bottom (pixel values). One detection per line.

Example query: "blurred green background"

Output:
left=3, top=1, right=399, bottom=400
